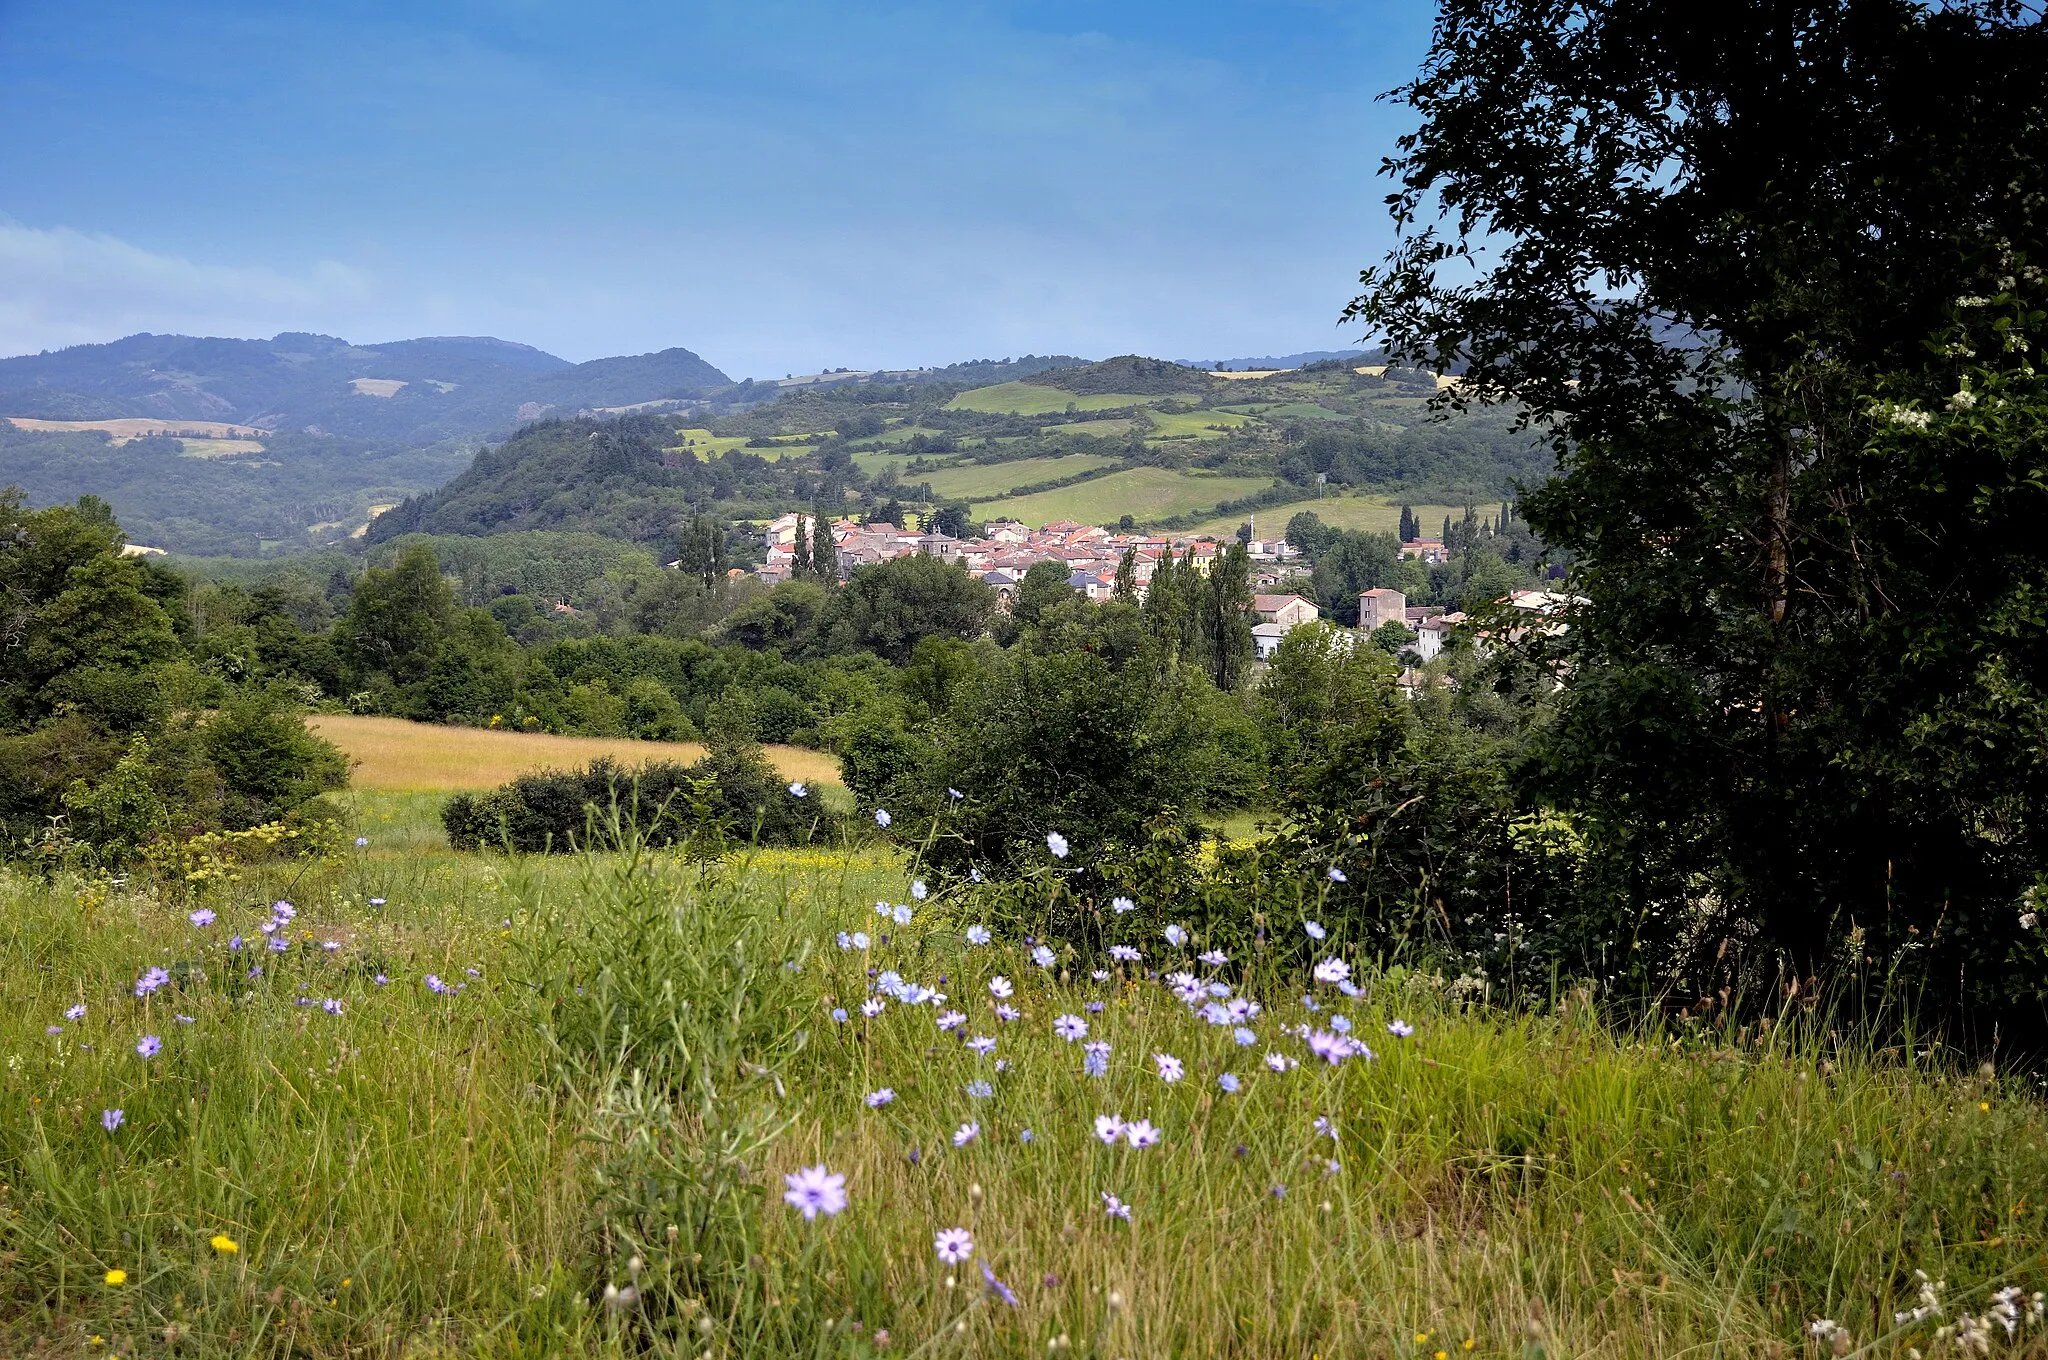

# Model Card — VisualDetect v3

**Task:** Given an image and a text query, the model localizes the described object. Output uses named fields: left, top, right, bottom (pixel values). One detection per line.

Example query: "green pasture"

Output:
left=1182, top=495, right=1502, bottom=539
left=975, top=467, right=1278, bottom=527
left=1043, top=418, right=1133, bottom=439
left=1140, top=410, right=1257, bottom=440
left=921, top=454, right=1120, bottom=501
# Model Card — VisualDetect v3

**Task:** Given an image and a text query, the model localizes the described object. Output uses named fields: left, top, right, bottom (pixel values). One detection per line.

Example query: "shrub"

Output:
left=443, top=747, right=837, bottom=855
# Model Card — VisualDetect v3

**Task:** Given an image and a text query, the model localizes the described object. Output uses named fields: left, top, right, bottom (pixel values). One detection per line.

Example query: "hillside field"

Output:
left=309, top=714, right=845, bottom=792
left=896, top=454, right=1121, bottom=502
left=976, top=467, right=1277, bottom=527
left=1181, top=495, right=1504, bottom=539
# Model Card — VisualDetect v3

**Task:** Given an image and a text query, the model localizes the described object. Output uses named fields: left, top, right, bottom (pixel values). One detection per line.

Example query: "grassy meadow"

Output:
left=977, top=468, right=1277, bottom=528
left=5, top=789, right=2048, bottom=1358
left=1181, top=495, right=1502, bottom=540
left=854, top=454, right=1121, bottom=504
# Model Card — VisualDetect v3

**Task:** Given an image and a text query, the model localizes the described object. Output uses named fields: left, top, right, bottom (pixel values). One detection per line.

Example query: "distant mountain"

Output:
left=0, top=331, right=732, bottom=444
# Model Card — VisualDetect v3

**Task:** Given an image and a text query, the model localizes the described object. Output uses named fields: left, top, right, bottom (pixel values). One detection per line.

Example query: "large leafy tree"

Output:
left=1353, top=1, right=2047, bottom=1009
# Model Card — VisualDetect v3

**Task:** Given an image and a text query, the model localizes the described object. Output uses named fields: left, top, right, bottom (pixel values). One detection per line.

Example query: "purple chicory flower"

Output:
left=782, top=1164, right=848, bottom=1219
left=1053, top=1014, right=1088, bottom=1042
left=1124, top=1119, right=1161, bottom=1149
left=134, top=967, right=169, bottom=998
left=188, top=908, right=216, bottom=927
left=964, top=925, right=991, bottom=946
left=1303, top=920, right=1326, bottom=940
left=135, top=1035, right=161, bottom=1059
left=321, top=999, right=343, bottom=1015
left=1082, top=1040, right=1111, bottom=1077
left=1101, top=1191, right=1132, bottom=1221
left=874, top=809, right=892, bottom=828
left=65, top=1004, right=86, bottom=1021
left=865, top=1088, right=896, bottom=1108
left=1153, top=1053, right=1184, bottom=1083
left=979, top=1259, right=1019, bottom=1305
left=102, top=1108, right=124, bottom=1132
left=1218, top=1072, right=1241, bottom=1093
left=1388, top=1019, right=1415, bottom=1038
left=1046, top=832, right=1068, bottom=859
left=1094, top=1114, right=1128, bottom=1144
left=933, top=1228, right=974, bottom=1265
left=952, top=1121, right=979, bottom=1147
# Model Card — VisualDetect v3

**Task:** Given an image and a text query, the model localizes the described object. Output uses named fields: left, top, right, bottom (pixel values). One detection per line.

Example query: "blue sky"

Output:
left=0, top=1, right=1433, bottom=377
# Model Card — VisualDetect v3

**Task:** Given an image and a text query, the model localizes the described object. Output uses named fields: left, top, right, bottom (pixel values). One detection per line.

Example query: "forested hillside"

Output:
left=371, top=354, right=1548, bottom=551
left=0, top=331, right=730, bottom=443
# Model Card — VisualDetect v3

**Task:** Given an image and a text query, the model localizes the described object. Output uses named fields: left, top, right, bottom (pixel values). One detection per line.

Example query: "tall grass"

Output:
left=3, top=820, right=2048, bottom=1357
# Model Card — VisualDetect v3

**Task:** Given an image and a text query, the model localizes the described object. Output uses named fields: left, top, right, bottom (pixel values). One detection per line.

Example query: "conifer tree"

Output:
left=791, top=515, right=812, bottom=577
left=1112, top=546, right=1139, bottom=605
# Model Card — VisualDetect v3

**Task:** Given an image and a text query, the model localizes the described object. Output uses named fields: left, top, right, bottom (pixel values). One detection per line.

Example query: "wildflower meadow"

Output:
left=6, top=793, right=2048, bottom=1358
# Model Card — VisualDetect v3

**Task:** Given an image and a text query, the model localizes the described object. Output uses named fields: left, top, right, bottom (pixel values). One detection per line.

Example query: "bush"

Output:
left=443, top=747, right=837, bottom=855
left=201, top=685, right=351, bottom=829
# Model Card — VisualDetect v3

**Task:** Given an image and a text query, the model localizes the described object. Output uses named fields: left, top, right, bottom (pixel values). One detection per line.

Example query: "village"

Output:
left=749, top=510, right=1570, bottom=668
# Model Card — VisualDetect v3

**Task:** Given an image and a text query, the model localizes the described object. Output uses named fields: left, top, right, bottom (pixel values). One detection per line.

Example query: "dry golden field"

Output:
left=310, top=714, right=844, bottom=792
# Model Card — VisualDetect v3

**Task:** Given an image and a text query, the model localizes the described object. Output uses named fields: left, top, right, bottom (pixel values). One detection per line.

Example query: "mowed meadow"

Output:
left=6, top=753, right=2048, bottom=1358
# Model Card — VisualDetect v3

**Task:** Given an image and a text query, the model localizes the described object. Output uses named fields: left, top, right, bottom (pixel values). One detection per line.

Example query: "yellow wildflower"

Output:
left=210, top=1234, right=239, bottom=1254
left=103, top=1269, right=126, bottom=1285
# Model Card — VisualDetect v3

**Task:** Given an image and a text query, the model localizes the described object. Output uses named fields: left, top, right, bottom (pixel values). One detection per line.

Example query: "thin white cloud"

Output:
left=0, top=220, right=373, bottom=357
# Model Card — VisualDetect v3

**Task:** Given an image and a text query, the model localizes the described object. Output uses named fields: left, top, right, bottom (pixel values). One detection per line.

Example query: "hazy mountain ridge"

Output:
left=0, top=331, right=731, bottom=443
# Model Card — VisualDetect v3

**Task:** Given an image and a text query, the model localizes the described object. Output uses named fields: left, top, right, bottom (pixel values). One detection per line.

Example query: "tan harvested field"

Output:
left=5, top=416, right=266, bottom=440
left=310, top=714, right=844, bottom=792
left=348, top=377, right=408, bottom=398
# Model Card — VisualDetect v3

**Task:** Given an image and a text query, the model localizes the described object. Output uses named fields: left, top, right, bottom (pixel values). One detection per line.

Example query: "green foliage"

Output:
left=816, top=554, right=995, bottom=665
left=1354, top=0, right=2048, bottom=1023
left=339, top=543, right=457, bottom=686
left=443, top=739, right=837, bottom=855
left=201, top=685, right=350, bottom=829
left=59, top=736, right=166, bottom=867
left=0, top=494, right=350, bottom=861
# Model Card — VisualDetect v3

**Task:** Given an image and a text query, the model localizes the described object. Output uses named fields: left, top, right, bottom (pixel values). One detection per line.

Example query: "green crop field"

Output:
left=7, top=806, right=2048, bottom=1358
left=946, top=383, right=1166, bottom=416
left=867, top=424, right=951, bottom=446
left=977, top=467, right=1277, bottom=527
left=1182, top=495, right=1503, bottom=539
left=1140, top=410, right=1256, bottom=440
left=1045, top=418, right=1133, bottom=439
left=920, top=455, right=1119, bottom=501
left=1248, top=402, right=1352, bottom=422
